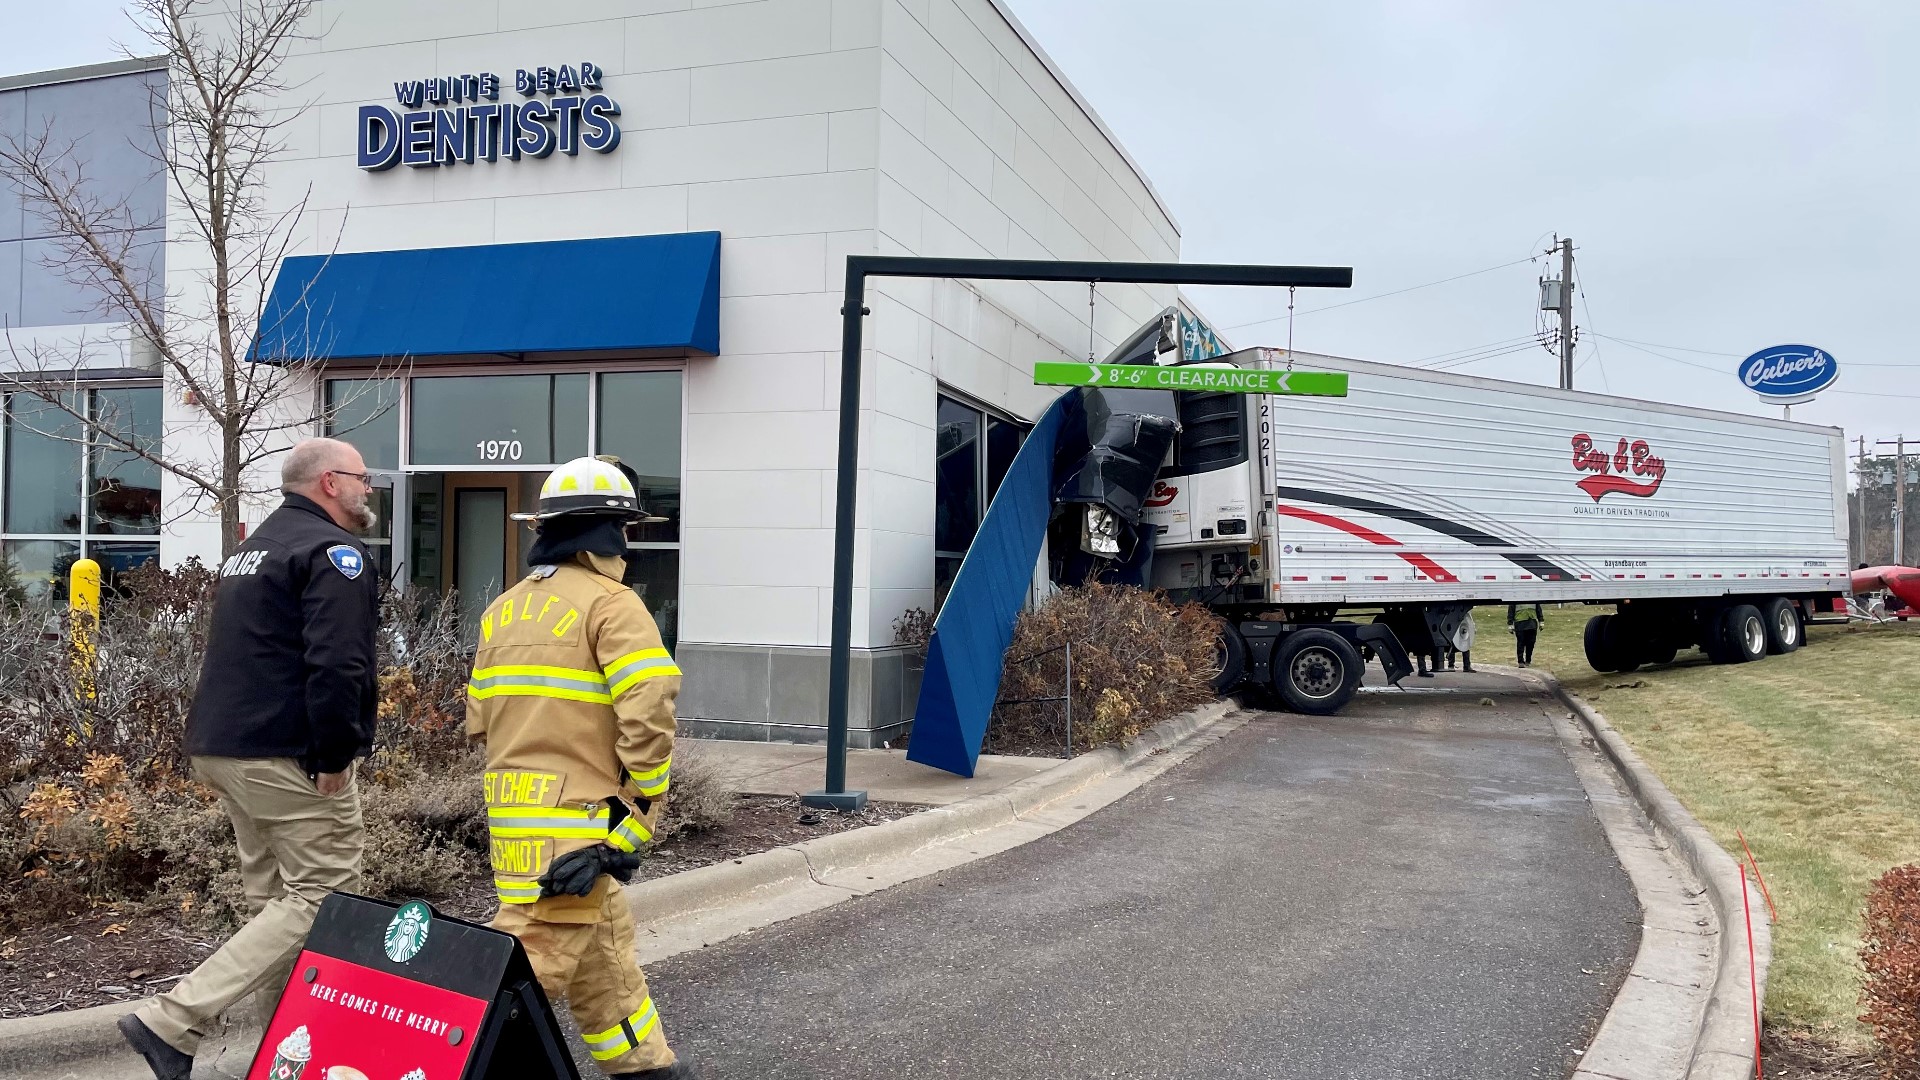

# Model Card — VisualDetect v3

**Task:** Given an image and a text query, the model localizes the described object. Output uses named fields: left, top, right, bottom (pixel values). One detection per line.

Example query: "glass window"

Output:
left=934, top=397, right=981, bottom=555
left=2, top=538, right=80, bottom=604
left=624, top=548, right=679, bottom=654
left=90, top=540, right=159, bottom=594
left=325, top=379, right=402, bottom=470
left=409, top=374, right=587, bottom=466
left=90, top=386, right=161, bottom=535
left=596, top=372, right=682, bottom=545
left=986, top=416, right=1022, bottom=505
left=5, top=393, right=84, bottom=534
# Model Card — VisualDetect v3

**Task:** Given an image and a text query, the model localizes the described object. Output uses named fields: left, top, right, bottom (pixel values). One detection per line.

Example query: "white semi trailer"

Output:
left=1142, top=350, right=1851, bottom=714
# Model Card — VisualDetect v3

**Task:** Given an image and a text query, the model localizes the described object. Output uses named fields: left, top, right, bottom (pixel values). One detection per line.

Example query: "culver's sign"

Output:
left=1739, top=344, right=1839, bottom=403
left=358, top=62, right=620, bottom=171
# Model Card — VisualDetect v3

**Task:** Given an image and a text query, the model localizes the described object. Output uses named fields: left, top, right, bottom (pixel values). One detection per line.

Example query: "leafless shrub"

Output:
left=988, top=583, right=1222, bottom=756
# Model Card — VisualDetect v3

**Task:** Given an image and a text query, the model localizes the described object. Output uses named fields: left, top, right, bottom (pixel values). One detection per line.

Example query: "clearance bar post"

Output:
left=809, top=257, right=1353, bottom=812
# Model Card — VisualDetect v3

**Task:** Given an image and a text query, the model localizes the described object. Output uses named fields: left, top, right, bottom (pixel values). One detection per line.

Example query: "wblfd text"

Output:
left=358, top=62, right=621, bottom=171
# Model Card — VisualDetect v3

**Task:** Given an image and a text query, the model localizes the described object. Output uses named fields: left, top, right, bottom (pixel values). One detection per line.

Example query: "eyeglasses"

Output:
left=327, top=470, right=373, bottom=486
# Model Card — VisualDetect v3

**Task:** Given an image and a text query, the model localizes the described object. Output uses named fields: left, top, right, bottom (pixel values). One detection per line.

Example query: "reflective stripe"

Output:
left=605, top=816, right=652, bottom=853
left=629, top=758, right=670, bottom=799
left=487, top=806, right=612, bottom=839
left=584, top=1000, right=659, bottom=1061
left=469, top=664, right=611, bottom=704
left=495, top=879, right=543, bottom=904
left=605, top=649, right=682, bottom=698
left=468, top=668, right=610, bottom=703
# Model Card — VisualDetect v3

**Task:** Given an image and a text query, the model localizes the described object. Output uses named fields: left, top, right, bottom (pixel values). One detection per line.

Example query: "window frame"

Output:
left=934, top=389, right=1031, bottom=605
left=1, top=380, right=165, bottom=601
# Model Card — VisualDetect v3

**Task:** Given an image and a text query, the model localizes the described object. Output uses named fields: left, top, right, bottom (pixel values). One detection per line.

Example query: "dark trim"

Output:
left=0, top=56, right=168, bottom=93
left=1273, top=485, right=1580, bottom=581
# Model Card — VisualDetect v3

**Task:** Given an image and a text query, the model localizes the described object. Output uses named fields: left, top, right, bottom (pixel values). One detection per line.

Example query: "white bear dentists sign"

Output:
left=357, top=62, right=621, bottom=171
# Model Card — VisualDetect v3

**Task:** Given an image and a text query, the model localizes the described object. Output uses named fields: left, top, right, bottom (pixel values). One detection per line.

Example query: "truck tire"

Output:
left=1212, top=624, right=1248, bottom=693
left=1762, top=597, right=1801, bottom=654
left=1584, top=614, right=1620, bottom=673
left=1271, top=629, right=1362, bottom=715
left=1722, top=604, right=1768, bottom=664
left=1601, top=614, right=1642, bottom=674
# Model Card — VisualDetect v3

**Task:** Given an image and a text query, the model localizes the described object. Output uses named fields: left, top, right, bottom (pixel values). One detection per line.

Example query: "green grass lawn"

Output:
left=1470, top=604, right=1920, bottom=1047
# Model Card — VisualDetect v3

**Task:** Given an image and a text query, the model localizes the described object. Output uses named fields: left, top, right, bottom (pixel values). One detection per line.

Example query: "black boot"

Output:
left=610, top=1063, right=699, bottom=1080
left=118, top=1015, right=194, bottom=1080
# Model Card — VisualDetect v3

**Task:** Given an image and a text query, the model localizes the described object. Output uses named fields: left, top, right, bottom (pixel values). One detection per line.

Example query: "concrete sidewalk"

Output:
left=684, top=739, right=1059, bottom=805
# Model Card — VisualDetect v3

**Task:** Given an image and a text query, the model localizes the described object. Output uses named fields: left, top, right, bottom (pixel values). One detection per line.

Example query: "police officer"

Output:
left=466, top=456, right=694, bottom=1080
left=120, top=437, right=381, bottom=1080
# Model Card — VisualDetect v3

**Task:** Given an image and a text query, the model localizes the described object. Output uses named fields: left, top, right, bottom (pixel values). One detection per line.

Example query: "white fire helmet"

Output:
left=511, top=456, right=646, bottom=522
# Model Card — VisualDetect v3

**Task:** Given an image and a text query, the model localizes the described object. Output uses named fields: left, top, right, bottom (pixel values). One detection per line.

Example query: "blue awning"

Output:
left=250, top=231, right=720, bottom=362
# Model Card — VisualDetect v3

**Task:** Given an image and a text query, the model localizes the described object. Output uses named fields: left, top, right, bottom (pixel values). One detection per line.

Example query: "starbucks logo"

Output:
left=384, top=901, right=432, bottom=963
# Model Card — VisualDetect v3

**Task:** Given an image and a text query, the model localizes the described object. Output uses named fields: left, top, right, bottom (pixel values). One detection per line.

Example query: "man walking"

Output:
left=1509, top=602, right=1545, bottom=667
left=467, top=456, right=695, bottom=1079
left=119, top=438, right=381, bottom=1080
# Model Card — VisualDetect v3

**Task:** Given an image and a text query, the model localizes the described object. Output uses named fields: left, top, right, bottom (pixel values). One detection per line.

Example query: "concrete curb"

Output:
left=626, top=697, right=1238, bottom=926
left=1542, top=673, right=1771, bottom=1080
left=0, top=699, right=1241, bottom=1075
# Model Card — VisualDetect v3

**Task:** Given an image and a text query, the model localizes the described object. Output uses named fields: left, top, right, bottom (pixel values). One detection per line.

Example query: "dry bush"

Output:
left=988, top=583, right=1222, bottom=756
left=892, top=607, right=935, bottom=654
left=654, top=745, right=734, bottom=842
left=1862, top=862, right=1920, bottom=1078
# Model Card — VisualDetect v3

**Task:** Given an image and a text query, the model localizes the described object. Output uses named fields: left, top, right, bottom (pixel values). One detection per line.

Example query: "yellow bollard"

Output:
left=69, top=557, right=100, bottom=711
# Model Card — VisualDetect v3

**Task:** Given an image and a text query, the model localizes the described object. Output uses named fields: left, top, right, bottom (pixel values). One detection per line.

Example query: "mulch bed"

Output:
left=1762, top=1029, right=1880, bottom=1079
left=0, top=794, right=916, bottom=1018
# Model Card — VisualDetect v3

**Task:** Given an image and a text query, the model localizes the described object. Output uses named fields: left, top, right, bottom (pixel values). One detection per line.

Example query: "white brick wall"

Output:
left=159, top=0, right=1181, bottom=652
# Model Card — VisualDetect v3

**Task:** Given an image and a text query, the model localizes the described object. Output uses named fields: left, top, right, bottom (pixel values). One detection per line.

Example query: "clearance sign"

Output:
left=1033, top=361, right=1349, bottom=397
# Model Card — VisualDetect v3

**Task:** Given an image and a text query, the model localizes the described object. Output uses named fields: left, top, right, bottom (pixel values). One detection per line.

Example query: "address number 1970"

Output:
left=475, top=439, right=523, bottom=462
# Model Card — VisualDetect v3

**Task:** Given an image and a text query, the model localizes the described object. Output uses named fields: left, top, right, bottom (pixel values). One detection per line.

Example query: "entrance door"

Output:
left=435, top=473, right=536, bottom=630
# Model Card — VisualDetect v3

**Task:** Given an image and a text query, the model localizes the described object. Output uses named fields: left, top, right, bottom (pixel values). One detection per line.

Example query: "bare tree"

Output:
left=0, top=0, right=396, bottom=559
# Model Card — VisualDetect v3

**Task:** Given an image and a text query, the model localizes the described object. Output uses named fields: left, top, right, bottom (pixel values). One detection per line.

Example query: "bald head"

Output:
left=282, top=437, right=359, bottom=494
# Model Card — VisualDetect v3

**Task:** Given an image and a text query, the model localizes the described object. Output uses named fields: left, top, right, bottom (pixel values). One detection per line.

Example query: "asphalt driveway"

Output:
left=640, top=675, right=1639, bottom=1079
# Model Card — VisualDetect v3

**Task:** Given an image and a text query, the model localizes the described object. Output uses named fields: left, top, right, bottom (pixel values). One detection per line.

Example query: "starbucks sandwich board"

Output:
left=250, top=894, right=578, bottom=1080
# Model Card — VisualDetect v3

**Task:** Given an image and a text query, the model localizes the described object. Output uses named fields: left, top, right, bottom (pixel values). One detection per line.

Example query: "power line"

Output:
left=1218, top=255, right=1539, bottom=333
left=1410, top=334, right=1541, bottom=365
left=1422, top=340, right=1548, bottom=371
left=1604, top=333, right=1917, bottom=368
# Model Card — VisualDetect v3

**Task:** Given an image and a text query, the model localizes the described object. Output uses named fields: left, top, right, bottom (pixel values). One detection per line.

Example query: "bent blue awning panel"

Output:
left=250, top=231, right=720, bottom=361
left=907, top=390, right=1075, bottom=778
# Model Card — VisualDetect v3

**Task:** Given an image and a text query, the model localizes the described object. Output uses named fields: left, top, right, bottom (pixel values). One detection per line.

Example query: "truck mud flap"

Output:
left=1353, top=622, right=1413, bottom=684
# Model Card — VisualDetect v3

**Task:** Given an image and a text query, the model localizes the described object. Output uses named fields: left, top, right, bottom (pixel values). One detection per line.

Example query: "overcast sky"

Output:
left=7, top=1, right=1914, bottom=450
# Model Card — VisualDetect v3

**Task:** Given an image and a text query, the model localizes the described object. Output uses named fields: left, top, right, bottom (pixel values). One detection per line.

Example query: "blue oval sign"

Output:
left=1740, top=344, right=1838, bottom=402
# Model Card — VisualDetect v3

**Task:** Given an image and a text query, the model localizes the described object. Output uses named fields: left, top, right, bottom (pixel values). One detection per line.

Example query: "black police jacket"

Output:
left=185, top=493, right=380, bottom=774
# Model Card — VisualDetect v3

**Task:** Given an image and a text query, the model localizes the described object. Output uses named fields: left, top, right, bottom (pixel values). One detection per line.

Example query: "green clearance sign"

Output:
left=1033, top=361, right=1348, bottom=396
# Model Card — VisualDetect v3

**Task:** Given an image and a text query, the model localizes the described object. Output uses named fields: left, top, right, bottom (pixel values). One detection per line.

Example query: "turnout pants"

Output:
left=139, top=757, right=364, bottom=1055
left=492, top=882, right=675, bottom=1074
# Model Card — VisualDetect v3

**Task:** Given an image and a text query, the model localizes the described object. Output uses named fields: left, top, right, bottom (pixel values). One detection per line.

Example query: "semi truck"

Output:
left=1134, top=347, right=1851, bottom=715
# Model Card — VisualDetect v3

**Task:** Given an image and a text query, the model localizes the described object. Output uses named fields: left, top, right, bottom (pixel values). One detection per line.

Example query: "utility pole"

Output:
left=1857, top=435, right=1868, bottom=565
left=1878, top=436, right=1911, bottom=567
left=1558, top=237, right=1575, bottom=390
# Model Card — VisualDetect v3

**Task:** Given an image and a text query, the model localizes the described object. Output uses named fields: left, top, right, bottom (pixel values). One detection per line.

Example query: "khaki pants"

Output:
left=492, top=883, right=675, bottom=1074
left=138, top=757, right=364, bottom=1055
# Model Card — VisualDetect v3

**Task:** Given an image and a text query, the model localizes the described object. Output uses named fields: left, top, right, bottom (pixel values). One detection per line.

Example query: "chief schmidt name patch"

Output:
left=327, top=545, right=365, bottom=579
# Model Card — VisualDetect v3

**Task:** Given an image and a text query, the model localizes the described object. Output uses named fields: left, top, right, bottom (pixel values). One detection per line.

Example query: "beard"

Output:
left=341, top=487, right=378, bottom=533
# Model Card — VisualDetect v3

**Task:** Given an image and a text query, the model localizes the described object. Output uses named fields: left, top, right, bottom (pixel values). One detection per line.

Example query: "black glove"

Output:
left=537, top=844, right=642, bottom=898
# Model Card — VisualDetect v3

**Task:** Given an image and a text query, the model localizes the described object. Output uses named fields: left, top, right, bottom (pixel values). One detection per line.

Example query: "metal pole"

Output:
left=803, top=256, right=1352, bottom=811
left=1558, top=238, right=1575, bottom=390
left=801, top=264, right=873, bottom=812
left=1063, top=642, right=1073, bottom=761
left=1857, top=435, right=1867, bottom=565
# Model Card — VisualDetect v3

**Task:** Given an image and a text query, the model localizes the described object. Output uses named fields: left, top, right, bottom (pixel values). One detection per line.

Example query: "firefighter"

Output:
left=466, top=455, right=695, bottom=1079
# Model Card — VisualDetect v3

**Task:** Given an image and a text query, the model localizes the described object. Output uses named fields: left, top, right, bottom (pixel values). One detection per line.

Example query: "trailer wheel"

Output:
left=1722, top=604, right=1768, bottom=664
left=1584, top=614, right=1621, bottom=673
left=1601, top=615, right=1642, bottom=674
left=1762, top=597, right=1801, bottom=654
left=1212, top=624, right=1248, bottom=693
left=1271, top=629, right=1362, bottom=715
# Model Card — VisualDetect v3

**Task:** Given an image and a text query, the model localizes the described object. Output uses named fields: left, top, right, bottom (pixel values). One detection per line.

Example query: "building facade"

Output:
left=1, top=0, right=1197, bottom=747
